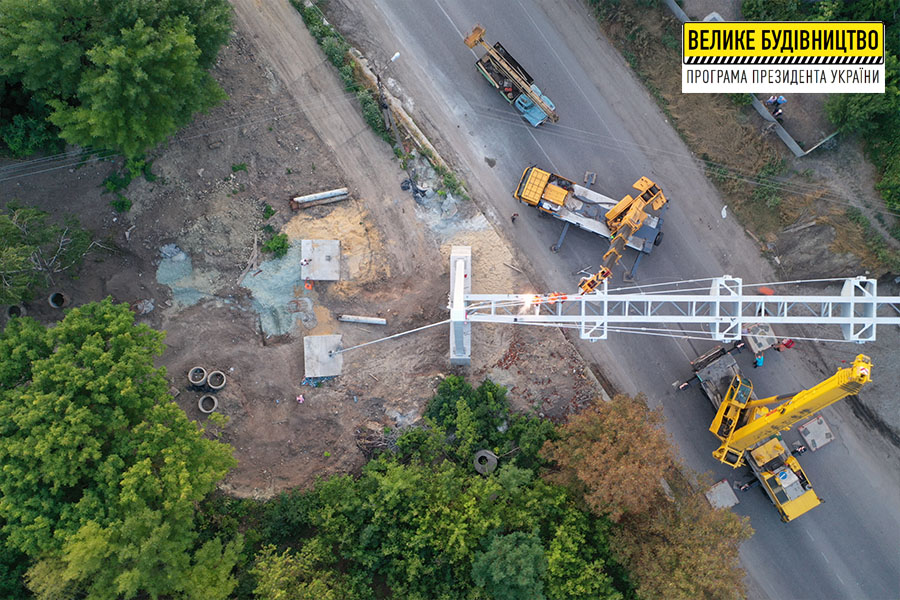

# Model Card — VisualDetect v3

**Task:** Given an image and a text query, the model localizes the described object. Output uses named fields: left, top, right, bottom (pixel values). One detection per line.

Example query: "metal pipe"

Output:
left=292, top=188, right=349, bottom=204
left=338, top=315, right=387, bottom=325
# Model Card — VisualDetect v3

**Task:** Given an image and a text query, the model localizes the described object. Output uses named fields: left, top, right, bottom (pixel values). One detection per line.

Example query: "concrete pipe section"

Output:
left=6, top=305, right=26, bottom=319
left=188, top=366, right=208, bottom=388
left=473, top=450, right=499, bottom=475
left=206, top=370, right=227, bottom=391
left=198, top=395, right=218, bottom=414
left=47, top=292, right=69, bottom=308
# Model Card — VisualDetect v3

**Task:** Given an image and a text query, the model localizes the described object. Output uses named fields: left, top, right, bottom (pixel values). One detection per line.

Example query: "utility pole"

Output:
left=374, top=51, right=419, bottom=198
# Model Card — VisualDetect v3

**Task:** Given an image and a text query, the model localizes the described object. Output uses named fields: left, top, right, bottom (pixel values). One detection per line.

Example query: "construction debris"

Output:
left=300, top=376, right=336, bottom=387
left=236, top=232, right=259, bottom=286
left=290, top=187, right=349, bottom=211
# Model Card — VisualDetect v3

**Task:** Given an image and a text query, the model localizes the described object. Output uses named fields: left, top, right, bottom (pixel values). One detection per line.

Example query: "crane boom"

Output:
left=710, top=354, right=872, bottom=466
left=464, top=25, right=559, bottom=124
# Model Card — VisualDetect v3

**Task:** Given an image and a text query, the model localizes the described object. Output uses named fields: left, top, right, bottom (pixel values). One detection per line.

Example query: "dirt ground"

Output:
left=0, top=19, right=600, bottom=498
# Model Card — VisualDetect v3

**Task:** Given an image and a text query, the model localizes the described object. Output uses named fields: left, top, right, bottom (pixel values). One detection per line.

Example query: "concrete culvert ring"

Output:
left=48, top=292, right=68, bottom=308
left=207, top=370, right=226, bottom=391
left=473, top=450, right=498, bottom=475
left=6, top=305, right=25, bottom=319
left=188, top=366, right=207, bottom=388
left=198, top=395, right=218, bottom=414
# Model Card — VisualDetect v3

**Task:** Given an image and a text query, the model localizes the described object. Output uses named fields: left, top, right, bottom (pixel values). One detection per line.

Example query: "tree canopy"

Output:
left=245, top=377, right=624, bottom=600
left=0, top=0, right=231, bottom=157
left=542, top=394, right=673, bottom=522
left=742, top=0, right=900, bottom=211
left=0, top=299, right=240, bottom=598
left=0, top=203, right=92, bottom=304
left=542, top=394, right=753, bottom=600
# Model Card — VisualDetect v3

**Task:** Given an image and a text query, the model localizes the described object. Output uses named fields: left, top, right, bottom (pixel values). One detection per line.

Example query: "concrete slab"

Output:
left=744, top=323, right=777, bottom=354
left=300, top=239, right=340, bottom=281
left=798, top=415, right=834, bottom=451
left=303, top=334, right=343, bottom=377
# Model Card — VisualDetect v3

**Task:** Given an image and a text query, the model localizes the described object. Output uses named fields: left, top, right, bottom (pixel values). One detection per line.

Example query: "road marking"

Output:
left=432, top=0, right=466, bottom=42
left=432, top=0, right=560, bottom=172
left=805, top=529, right=815, bottom=541
left=820, top=551, right=829, bottom=563
left=835, top=572, right=844, bottom=584
left=515, top=0, right=639, bottom=173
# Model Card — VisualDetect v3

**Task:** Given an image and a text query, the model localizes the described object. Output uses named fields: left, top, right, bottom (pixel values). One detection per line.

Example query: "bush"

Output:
left=321, top=36, right=348, bottom=68
left=262, top=233, right=290, bottom=258
left=356, top=89, right=390, bottom=140
left=0, top=205, right=92, bottom=304
left=0, top=114, right=63, bottom=158
left=110, top=194, right=132, bottom=213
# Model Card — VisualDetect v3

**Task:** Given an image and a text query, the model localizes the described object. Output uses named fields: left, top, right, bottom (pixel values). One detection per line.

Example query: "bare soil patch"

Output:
left=1, top=17, right=605, bottom=498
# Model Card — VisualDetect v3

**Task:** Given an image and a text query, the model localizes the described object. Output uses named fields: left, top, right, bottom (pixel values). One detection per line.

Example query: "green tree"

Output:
left=472, top=531, right=548, bottom=600
left=48, top=17, right=227, bottom=158
left=545, top=513, right=621, bottom=600
left=542, top=395, right=673, bottom=522
left=825, top=54, right=900, bottom=138
left=0, top=203, right=92, bottom=304
left=0, top=0, right=231, bottom=157
left=0, top=299, right=240, bottom=598
left=251, top=543, right=355, bottom=600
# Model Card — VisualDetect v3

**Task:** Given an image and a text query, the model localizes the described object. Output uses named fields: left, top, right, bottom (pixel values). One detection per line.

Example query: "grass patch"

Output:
left=262, top=233, right=289, bottom=258
left=262, top=204, right=276, bottom=220
left=102, top=155, right=156, bottom=193
left=109, top=194, right=131, bottom=213
left=231, top=163, right=248, bottom=173
left=295, top=2, right=391, bottom=143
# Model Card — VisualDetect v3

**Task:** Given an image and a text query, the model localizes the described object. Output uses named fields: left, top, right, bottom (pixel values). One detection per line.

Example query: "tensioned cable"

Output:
left=3, top=63, right=898, bottom=225
left=467, top=102, right=900, bottom=220
left=329, top=319, right=450, bottom=356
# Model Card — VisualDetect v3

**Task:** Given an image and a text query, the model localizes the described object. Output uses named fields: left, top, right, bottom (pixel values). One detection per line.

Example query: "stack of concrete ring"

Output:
left=188, top=366, right=227, bottom=414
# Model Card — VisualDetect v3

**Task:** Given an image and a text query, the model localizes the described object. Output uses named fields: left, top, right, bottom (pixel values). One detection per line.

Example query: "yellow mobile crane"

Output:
left=512, top=167, right=668, bottom=293
left=686, top=349, right=873, bottom=521
left=579, top=176, right=668, bottom=293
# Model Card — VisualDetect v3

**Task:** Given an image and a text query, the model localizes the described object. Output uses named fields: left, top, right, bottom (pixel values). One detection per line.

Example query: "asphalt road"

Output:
left=343, top=1, right=900, bottom=598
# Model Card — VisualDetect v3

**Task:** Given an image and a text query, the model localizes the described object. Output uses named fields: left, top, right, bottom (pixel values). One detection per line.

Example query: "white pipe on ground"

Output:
left=338, top=315, right=387, bottom=325
left=292, top=188, right=349, bottom=204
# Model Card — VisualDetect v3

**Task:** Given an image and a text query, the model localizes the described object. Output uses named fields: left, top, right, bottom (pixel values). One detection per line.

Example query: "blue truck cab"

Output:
left=514, top=84, right=555, bottom=127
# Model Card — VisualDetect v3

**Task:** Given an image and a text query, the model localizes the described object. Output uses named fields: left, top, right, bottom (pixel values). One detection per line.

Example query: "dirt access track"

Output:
left=0, top=1, right=600, bottom=498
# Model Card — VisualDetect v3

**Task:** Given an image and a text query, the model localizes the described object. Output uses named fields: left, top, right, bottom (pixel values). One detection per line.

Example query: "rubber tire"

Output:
left=654, top=231, right=664, bottom=246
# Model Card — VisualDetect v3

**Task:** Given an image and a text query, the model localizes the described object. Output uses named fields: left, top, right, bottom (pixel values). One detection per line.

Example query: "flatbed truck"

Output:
left=465, top=25, right=558, bottom=127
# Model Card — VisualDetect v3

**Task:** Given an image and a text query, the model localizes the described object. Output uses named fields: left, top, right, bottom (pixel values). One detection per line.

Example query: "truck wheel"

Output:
left=654, top=231, right=664, bottom=246
left=550, top=244, right=559, bottom=253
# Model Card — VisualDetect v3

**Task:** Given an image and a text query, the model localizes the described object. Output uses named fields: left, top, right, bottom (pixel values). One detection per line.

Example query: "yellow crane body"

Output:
left=688, top=348, right=872, bottom=522
left=512, top=167, right=667, bottom=293
left=711, top=354, right=872, bottom=467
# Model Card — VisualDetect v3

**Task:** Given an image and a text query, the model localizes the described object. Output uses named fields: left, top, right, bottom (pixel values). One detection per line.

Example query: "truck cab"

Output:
left=514, top=84, right=556, bottom=127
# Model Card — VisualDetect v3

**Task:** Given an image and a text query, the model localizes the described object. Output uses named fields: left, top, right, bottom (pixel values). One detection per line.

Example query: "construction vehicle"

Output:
left=464, top=25, right=558, bottom=127
left=684, top=347, right=873, bottom=522
left=512, top=166, right=667, bottom=292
